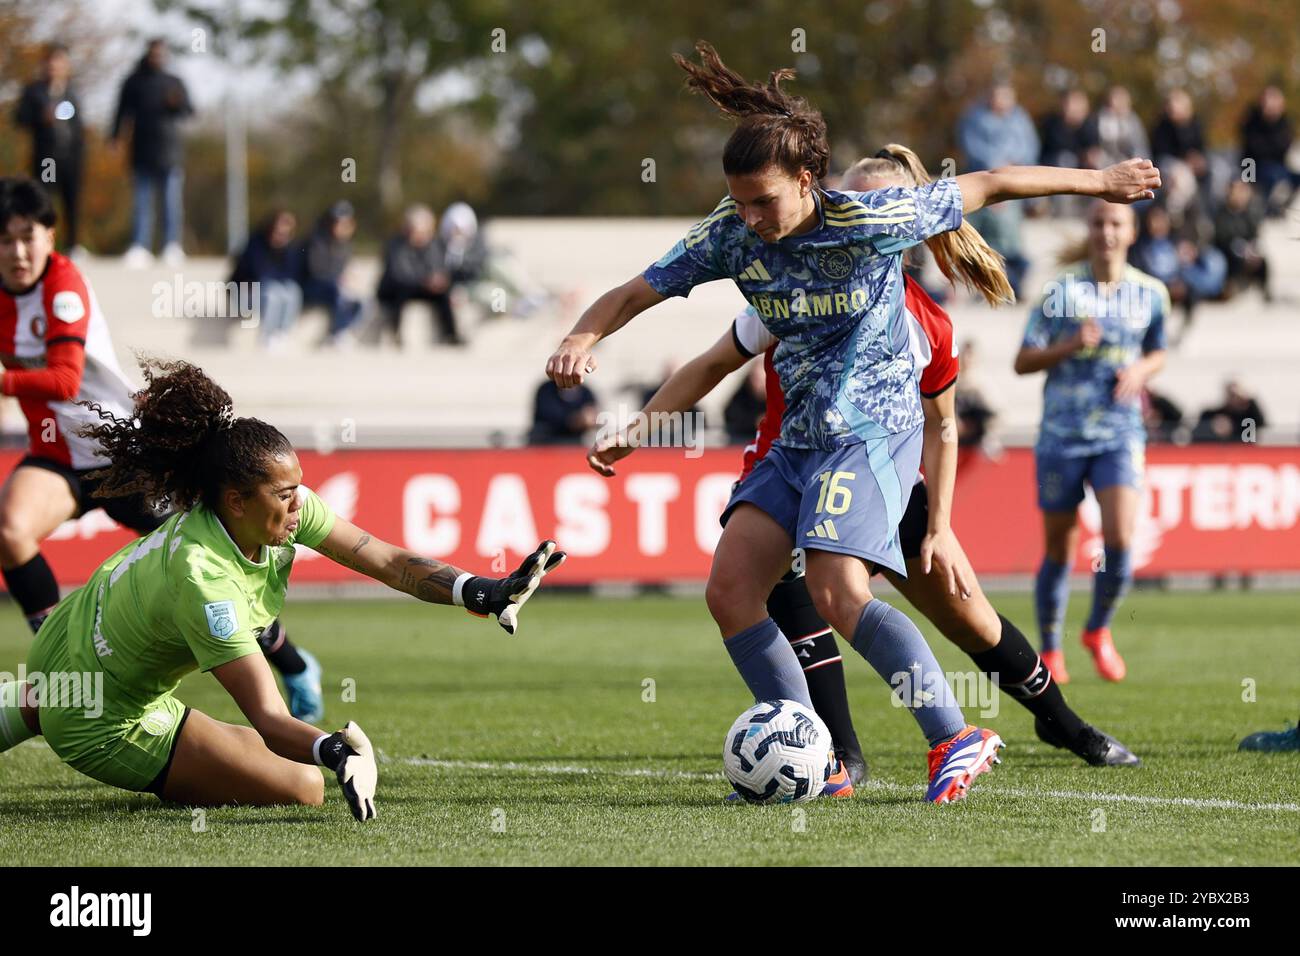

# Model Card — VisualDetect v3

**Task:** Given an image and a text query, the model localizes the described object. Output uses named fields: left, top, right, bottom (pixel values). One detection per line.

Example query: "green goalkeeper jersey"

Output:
left=49, top=486, right=336, bottom=715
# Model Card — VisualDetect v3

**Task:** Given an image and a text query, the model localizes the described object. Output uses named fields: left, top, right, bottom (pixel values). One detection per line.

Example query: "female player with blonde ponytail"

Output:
left=547, top=40, right=1158, bottom=803
left=844, top=145, right=1015, bottom=307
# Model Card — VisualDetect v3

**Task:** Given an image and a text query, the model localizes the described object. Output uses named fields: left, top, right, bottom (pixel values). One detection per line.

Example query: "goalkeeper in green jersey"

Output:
left=0, top=360, right=565, bottom=821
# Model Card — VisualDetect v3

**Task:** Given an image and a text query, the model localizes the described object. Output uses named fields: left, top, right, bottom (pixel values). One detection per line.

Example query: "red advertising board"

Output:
left=5, top=444, right=1298, bottom=588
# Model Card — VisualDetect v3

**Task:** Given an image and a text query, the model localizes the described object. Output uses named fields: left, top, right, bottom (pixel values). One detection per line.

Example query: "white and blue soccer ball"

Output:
left=723, top=699, right=835, bottom=804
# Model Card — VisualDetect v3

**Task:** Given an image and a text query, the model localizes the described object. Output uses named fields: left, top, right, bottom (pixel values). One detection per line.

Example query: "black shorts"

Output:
left=861, top=480, right=929, bottom=576
left=15, top=455, right=168, bottom=535
left=144, top=706, right=192, bottom=798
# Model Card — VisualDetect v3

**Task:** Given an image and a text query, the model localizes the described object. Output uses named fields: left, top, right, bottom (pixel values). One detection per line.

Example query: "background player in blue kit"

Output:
left=1015, top=200, right=1169, bottom=684
left=547, top=41, right=1160, bottom=802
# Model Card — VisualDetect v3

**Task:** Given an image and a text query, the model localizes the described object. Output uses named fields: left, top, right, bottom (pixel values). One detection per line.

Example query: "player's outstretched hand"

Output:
left=321, top=721, right=377, bottom=822
left=1098, top=158, right=1161, bottom=203
left=460, top=540, right=567, bottom=635
left=920, top=527, right=974, bottom=600
left=588, top=432, right=637, bottom=476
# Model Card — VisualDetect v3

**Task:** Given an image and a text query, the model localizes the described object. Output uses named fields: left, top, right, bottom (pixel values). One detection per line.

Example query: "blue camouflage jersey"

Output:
left=1021, top=262, right=1169, bottom=457
left=642, top=180, right=964, bottom=449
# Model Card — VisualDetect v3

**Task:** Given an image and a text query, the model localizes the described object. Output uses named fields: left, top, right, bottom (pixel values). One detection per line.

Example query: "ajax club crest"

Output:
left=815, top=248, right=853, bottom=280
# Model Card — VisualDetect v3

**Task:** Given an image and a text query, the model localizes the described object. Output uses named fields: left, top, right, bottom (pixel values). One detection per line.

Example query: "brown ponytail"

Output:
left=844, top=145, right=1016, bottom=307
left=673, top=41, right=830, bottom=181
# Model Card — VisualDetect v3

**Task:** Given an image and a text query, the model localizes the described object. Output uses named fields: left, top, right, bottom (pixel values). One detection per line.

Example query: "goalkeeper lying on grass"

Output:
left=0, top=359, right=565, bottom=821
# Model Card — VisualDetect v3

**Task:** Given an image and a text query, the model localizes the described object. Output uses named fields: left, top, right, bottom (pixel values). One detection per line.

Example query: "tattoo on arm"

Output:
left=351, top=533, right=371, bottom=555
left=401, top=556, right=460, bottom=604
left=316, top=544, right=365, bottom=573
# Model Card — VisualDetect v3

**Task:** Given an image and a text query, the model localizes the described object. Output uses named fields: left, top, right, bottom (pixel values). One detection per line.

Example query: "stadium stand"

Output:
left=3, top=215, right=1295, bottom=449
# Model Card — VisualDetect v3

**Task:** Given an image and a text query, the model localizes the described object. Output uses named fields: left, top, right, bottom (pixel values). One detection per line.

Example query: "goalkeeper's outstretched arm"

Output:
left=313, top=518, right=566, bottom=634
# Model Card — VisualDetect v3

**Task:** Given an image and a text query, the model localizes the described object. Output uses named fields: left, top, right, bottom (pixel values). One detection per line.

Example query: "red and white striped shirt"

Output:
left=733, top=274, right=959, bottom=482
left=0, top=252, right=135, bottom=468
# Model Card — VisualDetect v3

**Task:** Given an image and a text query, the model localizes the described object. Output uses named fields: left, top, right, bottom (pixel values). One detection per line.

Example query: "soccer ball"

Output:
left=723, top=699, right=835, bottom=804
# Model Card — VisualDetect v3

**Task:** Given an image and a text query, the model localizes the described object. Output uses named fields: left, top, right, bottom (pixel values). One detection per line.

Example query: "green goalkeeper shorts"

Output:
left=27, top=608, right=191, bottom=795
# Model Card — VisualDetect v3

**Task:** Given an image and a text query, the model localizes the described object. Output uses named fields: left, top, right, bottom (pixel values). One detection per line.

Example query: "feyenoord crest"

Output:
left=815, top=248, right=853, bottom=280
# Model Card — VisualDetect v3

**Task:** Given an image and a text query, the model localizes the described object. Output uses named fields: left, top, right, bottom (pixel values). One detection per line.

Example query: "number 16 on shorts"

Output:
left=809, top=470, right=855, bottom=539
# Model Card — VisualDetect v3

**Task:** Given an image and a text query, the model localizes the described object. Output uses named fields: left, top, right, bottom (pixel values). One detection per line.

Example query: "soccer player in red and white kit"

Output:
left=0, top=177, right=325, bottom=721
left=591, top=147, right=1140, bottom=780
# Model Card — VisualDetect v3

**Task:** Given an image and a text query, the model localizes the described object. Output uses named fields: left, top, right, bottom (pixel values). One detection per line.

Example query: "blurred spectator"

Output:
left=723, top=360, right=767, bottom=444
left=440, top=201, right=488, bottom=285
left=1142, top=388, right=1185, bottom=444
left=954, top=340, right=999, bottom=452
left=1214, top=180, right=1271, bottom=302
left=1150, top=89, right=1208, bottom=182
left=1151, top=89, right=1213, bottom=233
left=1083, top=86, right=1150, bottom=170
left=439, top=200, right=498, bottom=322
left=1240, top=85, right=1300, bottom=217
left=303, top=201, right=364, bottom=347
left=1193, top=381, right=1267, bottom=443
left=376, top=204, right=463, bottom=346
left=528, top=380, right=598, bottom=445
left=957, top=82, right=1038, bottom=296
left=1039, top=89, right=1091, bottom=168
left=1038, top=89, right=1091, bottom=216
left=14, top=44, right=84, bottom=255
left=1130, top=205, right=1225, bottom=340
left=110, top=39, right=193, bottom=268
left=231, top=209, right=302, bottom=351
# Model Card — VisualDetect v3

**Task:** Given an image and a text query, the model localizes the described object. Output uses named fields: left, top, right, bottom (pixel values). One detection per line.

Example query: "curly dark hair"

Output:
left=83, top=358, right=293, bottom=512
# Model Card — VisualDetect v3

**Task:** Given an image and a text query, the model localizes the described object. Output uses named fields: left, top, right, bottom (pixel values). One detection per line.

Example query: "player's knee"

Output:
left=291, top=764, right=325, bottom=806
left=1044, top=536, right=1074, bottom=564
left=705, top=571, right=762, bottom=635
left=803, top=579, right=857, bottom=638
left=0, top=510, right=36, bottom=562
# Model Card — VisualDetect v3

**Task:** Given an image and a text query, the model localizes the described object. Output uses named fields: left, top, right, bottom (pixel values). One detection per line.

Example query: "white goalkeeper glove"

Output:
left=316, top=721, right=377, bottom=822
left=453, top=539, right=567, bottom=635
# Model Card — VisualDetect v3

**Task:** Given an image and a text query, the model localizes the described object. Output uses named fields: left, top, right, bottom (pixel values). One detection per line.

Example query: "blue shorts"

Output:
left=722, top=426, right=923, bottom=576
left=1035, top=440, right=1145, bottom=512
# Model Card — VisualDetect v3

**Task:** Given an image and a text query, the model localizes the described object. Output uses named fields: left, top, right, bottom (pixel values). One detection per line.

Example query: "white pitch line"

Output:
left=397, top=757, right=1300, bottom=814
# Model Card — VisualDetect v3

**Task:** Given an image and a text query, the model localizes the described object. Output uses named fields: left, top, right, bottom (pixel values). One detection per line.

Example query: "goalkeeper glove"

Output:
left=453, top=539, right=567, bottom=635
left=316, top=721, right=377, bottom=822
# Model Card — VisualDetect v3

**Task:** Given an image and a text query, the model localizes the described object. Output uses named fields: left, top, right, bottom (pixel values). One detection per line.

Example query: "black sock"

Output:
left=2, top=553, right=61, bottom=634
left=970, top=614, right=1085, bottom=741
left=767, top=574, right=863, bottom=761
left=256, top=620, right=307, bottom=675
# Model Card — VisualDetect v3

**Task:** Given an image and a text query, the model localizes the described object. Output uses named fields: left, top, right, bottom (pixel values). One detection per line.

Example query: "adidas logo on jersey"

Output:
left=805, top=520, right=839, bottom=541
left=738, top=259, right=772, bottom=282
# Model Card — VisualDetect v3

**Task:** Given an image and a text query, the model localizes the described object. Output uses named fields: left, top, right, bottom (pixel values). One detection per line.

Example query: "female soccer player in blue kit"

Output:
left=590, top=147, right=1141, bottom=782
left=1015, top=200, right=1169, bottom=684
left=547, top=42, right=1159, bottom=802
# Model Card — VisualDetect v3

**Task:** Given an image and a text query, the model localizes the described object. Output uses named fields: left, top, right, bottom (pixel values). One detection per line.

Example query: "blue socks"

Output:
left=1035, top=558, right=1071, bottom=652
left=851, top=599, right=967, bottom=747
left=1086, top=546, right=1133, bottom=631
left=723, top=617, right=813, bottom=709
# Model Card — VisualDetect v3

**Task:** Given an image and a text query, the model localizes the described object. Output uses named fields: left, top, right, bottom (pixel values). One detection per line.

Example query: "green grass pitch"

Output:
left=2, top=590, right=1298, bottom=866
